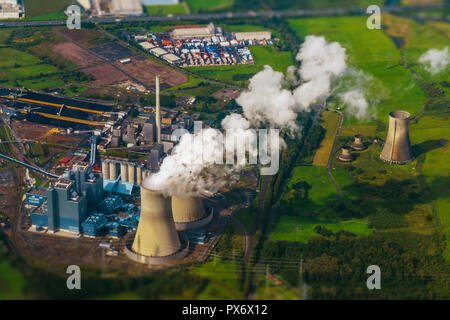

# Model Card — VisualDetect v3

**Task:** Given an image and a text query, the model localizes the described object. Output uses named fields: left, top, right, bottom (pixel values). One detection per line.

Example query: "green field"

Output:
left=313, top=110, right=340, bottom=166
left=0, top=260, right=25, bottom=300
left=187, top=45, right=293, bottom=85
left=271, top=215, right=372, bottom=242
left=288, top=16, right=427, bottom=123
left=144, top=4, right=188, bottom=16
left=185, top=0, right=234, bottom=13
left=23, top=0, right=71, bottom=19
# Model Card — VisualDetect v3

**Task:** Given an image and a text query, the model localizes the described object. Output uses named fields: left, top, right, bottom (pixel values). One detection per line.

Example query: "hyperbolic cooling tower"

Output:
left=338, top=146, right=353, bottom=162
left=132, top=183, right=181, bottom=257
left=171, top=196, right=212, bottom=230
left=380, top=111, right=414, bottom=164
left=351, top=135, right=365, bottom=151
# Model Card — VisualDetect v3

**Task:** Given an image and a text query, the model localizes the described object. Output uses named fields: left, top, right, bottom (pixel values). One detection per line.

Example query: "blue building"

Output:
left=82, top=212, right=107, bottom=237
left=30, top=162, right=104, bottom=234
left=26, top=187, right=47, bottom=207
left=141, top=0, right=179, bottom=5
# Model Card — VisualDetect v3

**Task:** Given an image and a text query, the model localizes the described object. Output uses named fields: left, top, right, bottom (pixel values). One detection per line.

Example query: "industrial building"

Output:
left=170, top=23, right=219, bottom=40
left=91, top=0, right=143, bottom=16
left=0, top=0, right=22, bottom=19
left=380, top=111, right=414, bottom=164
left=234, top=31, right=272, bottom=41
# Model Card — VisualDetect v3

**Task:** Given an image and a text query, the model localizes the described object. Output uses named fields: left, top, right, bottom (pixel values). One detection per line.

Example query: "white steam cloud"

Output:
left=419, top=47, right=450, bottom=75
left=145, top=36, right=371, bottom=196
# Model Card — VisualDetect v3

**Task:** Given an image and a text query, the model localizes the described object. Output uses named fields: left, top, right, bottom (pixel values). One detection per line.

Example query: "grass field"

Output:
left=23, top=0, right=71, bottom=19
left=270, top=215, right=372, bottom=242
left=0, top=260, right=25, bottom=300
left=313, top=110, right=340, bottom=166
left=288, top=16, right=427, bottom=123
left=187, top=45, right=293, bottom=85
left=144, top=4, right=188, bottom=16
left=185, top=0, right=234, bottom=13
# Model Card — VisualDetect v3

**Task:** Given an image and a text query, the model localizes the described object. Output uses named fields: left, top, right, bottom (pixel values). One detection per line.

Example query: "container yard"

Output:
left=128, top=23, right=273, bottom=67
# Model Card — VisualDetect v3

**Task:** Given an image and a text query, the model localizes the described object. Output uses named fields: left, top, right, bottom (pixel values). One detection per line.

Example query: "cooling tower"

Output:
left=128, top=164, right=135, bottom=185
left=351, top=135, right=365, bottom=151
left=172, top=196, right=213, bottom=230
left=380, top=111, right=413, bottom=164
left=131, top=183, right=181, bottom=258
left=102, top=161, right=110, bottom=180
left=109, top=162, right=117, bottom=180
left=338, top=146, right=353, bottom=162
left=120, top=163, right=128, bottom=183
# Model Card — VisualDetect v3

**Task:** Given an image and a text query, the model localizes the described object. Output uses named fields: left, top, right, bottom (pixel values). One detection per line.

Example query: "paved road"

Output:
left=0, top=4, right=446, bottom=27
left=326, top=109, right=344, bottom=198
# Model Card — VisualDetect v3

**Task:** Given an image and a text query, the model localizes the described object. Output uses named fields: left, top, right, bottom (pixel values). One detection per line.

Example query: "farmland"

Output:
left=185, top=0, right=234, bottom=13
left=313, top=110, right=340, bottom=166
left=23, top=0, right=71, bottom=20
left=144, top=4, right=188, bottom=16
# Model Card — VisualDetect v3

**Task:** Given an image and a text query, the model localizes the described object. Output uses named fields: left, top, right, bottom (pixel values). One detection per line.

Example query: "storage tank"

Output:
left=171, top=196, right=212, bottom=230
left=120, top=163, right=128, bottom=183
left=136, top=166, right=142, bottom=186
left=380, top=111, right=414, bottom=164
left=102, top=160, right=110, bottom=180
left=109, top=162, right=117, bottom=181
left=131, top=182, right=181, bottom=257
left=128, top=164, right=135, bottom=185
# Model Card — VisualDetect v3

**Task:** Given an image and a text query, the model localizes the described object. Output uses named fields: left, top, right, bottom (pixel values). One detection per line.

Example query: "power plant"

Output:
left=126, top=180, right=188, bottom=264
left=380, top=110, right=414, bottom=164
left=171, top=196, right=214, bottom=230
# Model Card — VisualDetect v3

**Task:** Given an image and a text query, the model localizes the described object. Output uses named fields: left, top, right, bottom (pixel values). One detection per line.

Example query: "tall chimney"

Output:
left=380, top=111, right=413, bottom=164
left=155, top=75, right=161, bottom=144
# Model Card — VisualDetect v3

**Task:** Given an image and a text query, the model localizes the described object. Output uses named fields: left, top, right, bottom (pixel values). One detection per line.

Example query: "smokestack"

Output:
left=338, top=146, right=353, bottom=162
left=351, top=135, right=365, bottom=151
left=380, top=111, right=413, bottom=164
left=171, top=196, right=212, bottom=230
left=156, top=75, right=161, bottom=144
left=132, top=183, right=181, bottom=257
left=136, top=166, right=142, bottom=186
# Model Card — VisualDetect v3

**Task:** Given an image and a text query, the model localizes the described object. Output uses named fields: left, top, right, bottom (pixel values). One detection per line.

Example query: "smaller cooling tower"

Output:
left=338, top=146, right=353, bottom=162
left=351, top=135, right=365, bottom=151
left=380, top=111, right=414, bottom=164
left=127, top=181, right=188, bottom=264
left=172, top=196, right=213, bottom=230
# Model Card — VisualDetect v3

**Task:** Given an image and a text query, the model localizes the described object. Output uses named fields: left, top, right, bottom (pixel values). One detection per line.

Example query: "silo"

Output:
left=136, top=166, right=142, bottom=186
left=120, top=163, right=128, bottom=183
left=351, top=135, right=365, bottom=151
left=171, top=196, right=213, bottom=230
left=128, top=163, right=135, bottom=185
left=102, top=160, right=110, bottom=180
left=131, top=182, right=181, bottom=258
left=338, top=146, right=353, bottom=162
left=380, top=111, right=413, bottom=164
left=109, top=162, right=117, bottom=181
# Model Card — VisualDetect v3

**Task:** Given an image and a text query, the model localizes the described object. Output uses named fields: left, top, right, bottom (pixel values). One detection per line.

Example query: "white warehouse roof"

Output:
left=235, top=31, right=272, bottom=41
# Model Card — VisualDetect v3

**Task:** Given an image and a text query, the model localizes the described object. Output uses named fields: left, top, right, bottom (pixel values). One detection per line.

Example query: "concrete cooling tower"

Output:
left=171, top=196, right=214, bottom=231
left=126, top=181, right=188, bottom=265
left=380, top=111, right=414, bottom=164
left=338, top=146, right=353, bottom=162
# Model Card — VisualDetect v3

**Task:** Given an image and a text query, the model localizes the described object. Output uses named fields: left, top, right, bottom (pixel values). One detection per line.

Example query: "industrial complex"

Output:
left=127, top=23, right=273, bottom=66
